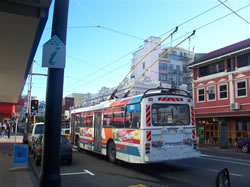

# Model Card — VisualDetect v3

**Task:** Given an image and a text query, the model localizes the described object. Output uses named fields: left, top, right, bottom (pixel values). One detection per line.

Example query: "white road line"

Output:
left=207, top=169, right=242, bottom=177
left=201, top=154, right=250, bottom=163
left=168, top=162, right=243, bottom=177
left=61, top=169, right=95, bottom=176
left=199, top=157, right=250, bottom=166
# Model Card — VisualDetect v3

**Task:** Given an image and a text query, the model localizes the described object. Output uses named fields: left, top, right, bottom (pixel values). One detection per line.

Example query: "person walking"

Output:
left=1, top=124, right=5, bottom=138
left=6, top=123, right=10, bottom=139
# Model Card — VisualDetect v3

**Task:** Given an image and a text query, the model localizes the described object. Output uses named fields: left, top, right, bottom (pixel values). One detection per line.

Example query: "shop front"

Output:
left=196, top=117, right=250, bottom=148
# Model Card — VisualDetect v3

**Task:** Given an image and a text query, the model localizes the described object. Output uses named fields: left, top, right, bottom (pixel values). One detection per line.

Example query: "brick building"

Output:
left=188, top=39, right=250, bottom=147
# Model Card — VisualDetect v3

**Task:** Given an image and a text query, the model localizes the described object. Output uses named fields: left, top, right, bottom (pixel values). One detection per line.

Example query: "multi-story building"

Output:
left=188, top=38, right=250, bottom=148
left=62, top=97, right=74, bottom=119
left=66, top=93, right=85, bottom=106
left=131, top=36, right=194, bottom=93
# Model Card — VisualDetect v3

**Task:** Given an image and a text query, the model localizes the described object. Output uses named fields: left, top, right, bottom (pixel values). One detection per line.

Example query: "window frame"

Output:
left=197, top=87, right=205, bottom=103
left=218, top=83, right=228, bottom=100
left=236, top=80, right=247, bottom=98
left=207, top=86, right=216, bottom=101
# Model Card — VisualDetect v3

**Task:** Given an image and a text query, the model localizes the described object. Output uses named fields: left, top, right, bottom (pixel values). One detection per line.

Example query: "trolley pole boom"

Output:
left=123, top=30, right=196, bottom=98
left=109, top=27, right=178, bottom=100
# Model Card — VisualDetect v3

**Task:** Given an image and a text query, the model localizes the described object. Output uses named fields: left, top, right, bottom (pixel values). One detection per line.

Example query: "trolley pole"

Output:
left=39, top=0, right=69, bottom=187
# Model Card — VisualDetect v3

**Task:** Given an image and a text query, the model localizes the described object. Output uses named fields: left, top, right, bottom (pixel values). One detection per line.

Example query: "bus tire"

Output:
left=108, top=141, right=117, bottom=164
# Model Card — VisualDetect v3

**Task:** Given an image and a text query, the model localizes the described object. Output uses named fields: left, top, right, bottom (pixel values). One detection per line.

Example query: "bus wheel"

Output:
left=108, top=141, right=117, bottom=163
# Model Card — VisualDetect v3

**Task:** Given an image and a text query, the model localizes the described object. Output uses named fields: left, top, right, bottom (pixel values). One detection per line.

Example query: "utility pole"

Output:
left=23, top=63, right=33, bottom=143
left=39, top=0, right=69, bottom=186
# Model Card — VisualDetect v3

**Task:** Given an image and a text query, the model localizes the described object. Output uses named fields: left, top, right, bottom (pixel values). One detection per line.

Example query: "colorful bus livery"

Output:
left=70, top=88, right=200, bottom=164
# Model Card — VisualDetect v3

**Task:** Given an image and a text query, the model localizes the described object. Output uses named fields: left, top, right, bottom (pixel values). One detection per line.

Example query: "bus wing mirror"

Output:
left=216, top=168, right=230, bottom=187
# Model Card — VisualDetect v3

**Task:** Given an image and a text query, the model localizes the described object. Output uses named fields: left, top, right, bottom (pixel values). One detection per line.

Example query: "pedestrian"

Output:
left=6, top=123, right=10, bottom=139
left=1, top=124, right=5, bottom=138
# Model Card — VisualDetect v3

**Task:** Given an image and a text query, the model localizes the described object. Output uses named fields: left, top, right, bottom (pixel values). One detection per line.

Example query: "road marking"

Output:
left=207, top=169, right=242, bottom=177
left=128, top=184, right=147, bottom=187
left=201, top=154, right=250, bottom=163
left=168, top=161, right=243, bottom=177
left=199, top=156, right=250, bottom=166
left=61, top=169, right=95, bottom=176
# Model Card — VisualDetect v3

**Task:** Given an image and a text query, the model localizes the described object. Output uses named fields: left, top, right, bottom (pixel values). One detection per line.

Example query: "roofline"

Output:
left=188, top=46, right=250, bottom=69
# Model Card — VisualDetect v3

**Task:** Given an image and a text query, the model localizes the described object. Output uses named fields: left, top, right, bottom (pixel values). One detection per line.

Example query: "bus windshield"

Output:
left=152, top=104, right=190, bottom=126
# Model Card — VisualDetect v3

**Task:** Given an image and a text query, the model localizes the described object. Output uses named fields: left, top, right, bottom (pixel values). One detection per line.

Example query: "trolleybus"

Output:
left=70, top=88, right=200, bottom=163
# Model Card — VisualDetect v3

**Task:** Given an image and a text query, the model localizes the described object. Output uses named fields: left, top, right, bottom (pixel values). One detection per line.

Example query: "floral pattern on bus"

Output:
left=112, top=129, right=140, bottom=144
left=80, top=127, right=93, bottom=137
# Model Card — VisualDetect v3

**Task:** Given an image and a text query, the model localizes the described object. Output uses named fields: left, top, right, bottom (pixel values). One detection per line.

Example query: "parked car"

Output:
left=61, top=128, right=71, bottom=141
left=28, top=123, right=44, bottom=152
left=33, top=134, right=72, bottom=165
left=237, top=138, right=250, bottom=153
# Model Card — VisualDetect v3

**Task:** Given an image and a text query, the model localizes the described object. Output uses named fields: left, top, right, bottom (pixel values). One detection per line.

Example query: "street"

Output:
left=29, top=148, right=250, bottom=187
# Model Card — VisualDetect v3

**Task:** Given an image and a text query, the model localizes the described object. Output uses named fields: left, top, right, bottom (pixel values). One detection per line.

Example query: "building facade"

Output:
left=131, top=36, right=194, bottom=93
left=188, top=38, right=250, bottom=147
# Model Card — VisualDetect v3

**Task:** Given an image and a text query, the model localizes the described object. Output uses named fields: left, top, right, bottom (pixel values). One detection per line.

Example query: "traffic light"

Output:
left=31, top=100, right=39, bottom=111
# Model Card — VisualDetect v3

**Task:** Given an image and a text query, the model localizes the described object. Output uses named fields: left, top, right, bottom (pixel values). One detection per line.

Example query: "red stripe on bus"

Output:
left=80, top=138, right=94, bottom=143
left=116, top=143, right=126, bottom=150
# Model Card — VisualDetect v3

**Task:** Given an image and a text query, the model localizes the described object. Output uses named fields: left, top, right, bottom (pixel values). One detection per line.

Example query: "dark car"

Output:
left=33, top=134, right=72, bottom=165
left=237, top=138, right=250, bottom=153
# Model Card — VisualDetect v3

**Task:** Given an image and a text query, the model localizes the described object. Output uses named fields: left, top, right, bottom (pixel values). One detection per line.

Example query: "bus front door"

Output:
left=94, top=112, right=102, bottom=152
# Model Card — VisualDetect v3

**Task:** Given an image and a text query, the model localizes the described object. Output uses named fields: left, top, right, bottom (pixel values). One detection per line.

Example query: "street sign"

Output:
left=30, top=112, right=37, bottom=116
left=13, top=144, right=28, bottom=164
left=42, top=35, right=66, bottom=69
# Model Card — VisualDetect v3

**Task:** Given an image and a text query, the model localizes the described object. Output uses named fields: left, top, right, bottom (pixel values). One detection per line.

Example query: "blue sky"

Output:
left=23, top=0, right=250, bottom=101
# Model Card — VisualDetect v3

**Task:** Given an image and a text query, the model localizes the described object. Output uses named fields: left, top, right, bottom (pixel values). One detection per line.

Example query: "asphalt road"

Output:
left=29, top=148, right=250, bottom=187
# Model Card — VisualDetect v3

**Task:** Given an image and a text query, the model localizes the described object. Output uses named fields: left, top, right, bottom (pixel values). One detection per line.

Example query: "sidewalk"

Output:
left=0, top=135, right=35, bottom=187
left=197, top=144, right=242, bottom=153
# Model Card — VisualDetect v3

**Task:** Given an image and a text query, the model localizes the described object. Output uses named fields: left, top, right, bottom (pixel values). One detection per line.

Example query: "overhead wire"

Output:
left=64, top=46, right=142, bottom=91
left=64, top=2, right=249, bottom=95
left=218, top=0, right=249, bottom=24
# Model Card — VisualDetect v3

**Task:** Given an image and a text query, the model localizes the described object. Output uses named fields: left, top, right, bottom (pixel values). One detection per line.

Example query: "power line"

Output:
left=97, top=26, right=145, bottom=41
left=66, top=4, right=249, bottom=95
left=73, top=0, right=99, bottom=26
left=158, top=0, right=228, bottom=38
left=64, top=2, right=249, bottom=95
left=218, top=0, right=249, bottom=24
left=64, top=60, right=131, bottom=95
left=64, top=46, right=142, bottom=91
left=162, top=4, right=250, bottom=48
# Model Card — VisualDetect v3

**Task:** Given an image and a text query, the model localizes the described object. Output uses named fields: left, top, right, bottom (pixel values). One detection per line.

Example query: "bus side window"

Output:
left=103, top=108, right=113, bottom=128
left=113, top=107, right=124, bottom=128
left=81, top=112, right=85, bottom=127
left=125, top=104, right=141, bottom=129
left=86, top=112, right=93, bottom=127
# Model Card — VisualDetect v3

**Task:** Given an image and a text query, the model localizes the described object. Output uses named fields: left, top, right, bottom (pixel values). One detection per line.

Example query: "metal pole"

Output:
left=23, top=64, right=33, bottom=143
left=39, top=0, right=69, bottom=186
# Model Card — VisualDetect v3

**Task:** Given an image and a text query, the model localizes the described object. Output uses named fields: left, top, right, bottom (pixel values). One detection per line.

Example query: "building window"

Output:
left=198, top=88, right=205, bottom=102
left=237, top=54, right=250, bottom=68
left=207, top=86, right=216, bottom=101
left=218, top=84, right=228, bottom=99
left=227, top=58, right=235, bottom=72
left=159, top=74, right=167, bottom=81
left=159, top=62, right=167, bottom=71
left=199, top=61, right=224, bottom=77
left=143, top=62, right=145, bottom=70
left=170, top=64, right=175, bottom=73
left=236, top=80, right=247, bottom=97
